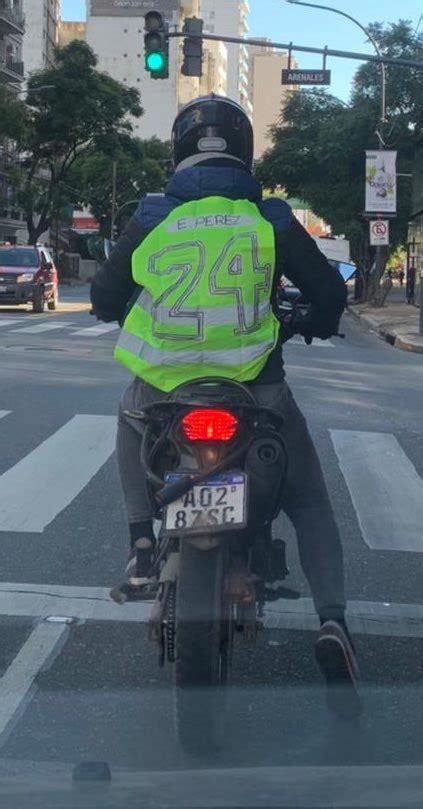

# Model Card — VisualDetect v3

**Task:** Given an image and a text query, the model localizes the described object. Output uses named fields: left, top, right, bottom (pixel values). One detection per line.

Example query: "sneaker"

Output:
left=315, top=619, right=362, bottom=719
left=110, top=538, right=158, bottom=605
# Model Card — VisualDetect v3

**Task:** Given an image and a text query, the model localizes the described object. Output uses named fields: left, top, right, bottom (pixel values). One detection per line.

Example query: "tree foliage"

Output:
left=11, top=40, right=143, bottom=244
left=256, top=20, right=423, bottom=303
left=69, top=137, right=171, bottom=230
left=0, top=86, right=27, bottom=142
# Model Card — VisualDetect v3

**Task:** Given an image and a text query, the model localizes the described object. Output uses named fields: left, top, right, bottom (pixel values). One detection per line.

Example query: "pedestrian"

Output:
left=399, top=269, right=405, bottom=287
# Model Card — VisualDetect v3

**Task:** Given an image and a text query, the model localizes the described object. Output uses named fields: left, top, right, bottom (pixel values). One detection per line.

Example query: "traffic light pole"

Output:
left=167, top=30, right=423, bottom=71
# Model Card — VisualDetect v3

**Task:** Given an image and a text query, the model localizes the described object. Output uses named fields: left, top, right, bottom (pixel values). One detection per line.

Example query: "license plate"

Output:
left=163, top=472, right=247, bottom=535
left=0, top=286, right=7, bottom=293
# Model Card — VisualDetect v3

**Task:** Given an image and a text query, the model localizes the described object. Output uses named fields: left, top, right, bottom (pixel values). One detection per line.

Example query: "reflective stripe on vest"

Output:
left=114, top=196, right=278, bottom=392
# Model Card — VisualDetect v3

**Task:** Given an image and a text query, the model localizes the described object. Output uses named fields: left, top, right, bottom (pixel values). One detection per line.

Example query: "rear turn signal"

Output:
left=182, top=409, right=239, bottom=442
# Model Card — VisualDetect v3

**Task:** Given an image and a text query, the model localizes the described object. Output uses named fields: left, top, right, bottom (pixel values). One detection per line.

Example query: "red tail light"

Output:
left=181, top=409, right=239, bottom=442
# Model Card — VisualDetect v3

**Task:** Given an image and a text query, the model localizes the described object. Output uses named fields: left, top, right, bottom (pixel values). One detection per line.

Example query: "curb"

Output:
left=394, top=334, right=423, bottom=354
left=347, top=307, right=423, bottom=354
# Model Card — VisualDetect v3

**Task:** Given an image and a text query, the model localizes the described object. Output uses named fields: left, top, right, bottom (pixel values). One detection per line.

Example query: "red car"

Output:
left=0, top=244, right=59, bottom=313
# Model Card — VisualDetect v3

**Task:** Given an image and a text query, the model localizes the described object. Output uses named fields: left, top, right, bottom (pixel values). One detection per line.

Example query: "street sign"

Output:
left=91, top=0, right=177, bottom=16
left=281, top=69, right=331, bottom=85
left=370, top=220, right=390, bottom=246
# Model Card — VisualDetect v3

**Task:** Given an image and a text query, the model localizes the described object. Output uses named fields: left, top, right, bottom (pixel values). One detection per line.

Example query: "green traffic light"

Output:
left=146, top=52, right=165, bottom=72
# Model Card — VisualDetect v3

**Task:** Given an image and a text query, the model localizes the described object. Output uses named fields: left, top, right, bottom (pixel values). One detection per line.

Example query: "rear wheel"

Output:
left=47, top=287, right=59, bottom=311
left=175, top=541, right=231, bottom=753
left=32, top=287, right=45, bottom=314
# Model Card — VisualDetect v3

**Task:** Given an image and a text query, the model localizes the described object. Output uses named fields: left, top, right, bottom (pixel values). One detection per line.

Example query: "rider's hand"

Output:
left=298, top=307, right=340, bottom=341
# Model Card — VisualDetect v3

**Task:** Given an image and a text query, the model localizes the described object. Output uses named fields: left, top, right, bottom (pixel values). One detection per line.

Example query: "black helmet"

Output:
left=172, top=94, right=254, bottom=171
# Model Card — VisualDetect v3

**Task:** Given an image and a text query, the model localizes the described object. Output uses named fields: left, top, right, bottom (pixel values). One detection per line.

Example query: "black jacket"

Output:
left=91, top=164, right=346, bottom=382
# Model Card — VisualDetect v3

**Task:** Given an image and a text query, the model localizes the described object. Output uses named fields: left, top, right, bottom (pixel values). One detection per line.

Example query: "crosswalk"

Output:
left=0, top=412, right=421, bottom=754
left=0, top=412, right=422, bottom=552
left=0, top=317, right=120, bottom=339
left=0, top=318, right=337, bottom=345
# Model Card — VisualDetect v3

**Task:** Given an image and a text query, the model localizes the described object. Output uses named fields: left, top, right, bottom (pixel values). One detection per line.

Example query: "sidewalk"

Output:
left=349, top=288, right=423, bottom=354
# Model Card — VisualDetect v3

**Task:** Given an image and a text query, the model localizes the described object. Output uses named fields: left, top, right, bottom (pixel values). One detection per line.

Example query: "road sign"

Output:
left=370, top=220, right=389, bottom=246
left=281, top=69, right=331, bottom=85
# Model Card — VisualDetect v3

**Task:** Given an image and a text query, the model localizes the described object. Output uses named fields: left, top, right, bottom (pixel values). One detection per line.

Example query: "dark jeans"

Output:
left=117, top=377, right=346, bottom=618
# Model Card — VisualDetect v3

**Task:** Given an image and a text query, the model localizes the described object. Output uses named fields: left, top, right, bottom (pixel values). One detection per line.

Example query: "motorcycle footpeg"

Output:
left=110, top=581, right=158, bottom=605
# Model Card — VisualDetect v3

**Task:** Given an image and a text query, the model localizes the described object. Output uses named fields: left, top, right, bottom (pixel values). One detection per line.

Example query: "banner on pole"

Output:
left=369, top=220, right=389, bottom=246
left=365, top=151, right=397, bottom=214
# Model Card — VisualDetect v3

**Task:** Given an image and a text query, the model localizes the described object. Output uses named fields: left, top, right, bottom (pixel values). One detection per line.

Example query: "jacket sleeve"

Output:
left=277, top=216, right=347, bottom=338
left=90, top=214, right=146, bottom=323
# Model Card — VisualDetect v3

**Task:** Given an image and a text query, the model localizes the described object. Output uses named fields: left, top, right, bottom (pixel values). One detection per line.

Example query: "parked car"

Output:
left=0, top=245, right=59, bottom=313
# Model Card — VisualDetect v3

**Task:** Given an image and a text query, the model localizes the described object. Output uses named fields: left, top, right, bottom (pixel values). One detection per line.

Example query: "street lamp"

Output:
left=286, top=0, right=387, bottom=136
left=287, top=0, right=392, bottom=306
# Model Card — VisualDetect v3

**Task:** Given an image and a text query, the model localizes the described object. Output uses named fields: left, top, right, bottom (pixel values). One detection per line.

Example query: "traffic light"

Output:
left=144, top=11, right=169, bottom=79
left=182, top=17, right=203, bottom=77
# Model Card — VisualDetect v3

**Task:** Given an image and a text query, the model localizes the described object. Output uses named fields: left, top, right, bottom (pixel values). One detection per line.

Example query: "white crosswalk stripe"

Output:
left=0, top=318, right=118, bottom=339
left=10, top=321, right=73, bottom=335
left=0, top=415, right=116, bottom=533
left=71, top=322, right=120, bottom=337
left=331, top=430, right=423, bottom=552
left=0, top=412, right=10, bottom=420
left=0, top=319, right=22, bottom=328
left=286, top=336, right=335, bottom=348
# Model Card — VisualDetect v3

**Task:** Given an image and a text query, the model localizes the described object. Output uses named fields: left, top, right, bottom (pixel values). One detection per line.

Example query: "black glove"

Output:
left=295, top=307, right=339, bottom=341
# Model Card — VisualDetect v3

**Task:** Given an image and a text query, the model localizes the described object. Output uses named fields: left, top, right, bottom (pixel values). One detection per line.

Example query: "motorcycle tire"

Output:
left=32, top=287, right=45, bottom=314
left=175, top=541, right=230, bottom=754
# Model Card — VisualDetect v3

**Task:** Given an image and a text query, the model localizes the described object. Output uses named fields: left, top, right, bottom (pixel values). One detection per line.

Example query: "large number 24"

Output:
left=146, top=232, right=272, bottom=342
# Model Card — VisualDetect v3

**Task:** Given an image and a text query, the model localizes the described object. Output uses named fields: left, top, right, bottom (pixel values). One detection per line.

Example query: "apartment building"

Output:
left=22, top=0, right=60, bottom=78
left=201, top=0, right=251, bottom=114
left=249, top=40, right=296, bottom=159
left=0, top=0, right=25, bottom=242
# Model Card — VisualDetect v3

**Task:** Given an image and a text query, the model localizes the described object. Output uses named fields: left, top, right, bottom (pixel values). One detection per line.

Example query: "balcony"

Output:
left=0, top=5, right=25, bottom=35
left=0, top=56, right=24, bottom=83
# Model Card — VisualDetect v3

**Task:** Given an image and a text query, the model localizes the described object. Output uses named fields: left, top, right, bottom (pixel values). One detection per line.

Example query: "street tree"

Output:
left=69, top=136, right=171, bottom=232
left=12, top=40, right=143, bottom=244
left=256, top=20, right=422, bottom=305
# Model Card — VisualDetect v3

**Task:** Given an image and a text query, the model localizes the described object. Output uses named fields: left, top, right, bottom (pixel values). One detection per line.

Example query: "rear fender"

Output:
left=184, top=535, right=222, bottom=551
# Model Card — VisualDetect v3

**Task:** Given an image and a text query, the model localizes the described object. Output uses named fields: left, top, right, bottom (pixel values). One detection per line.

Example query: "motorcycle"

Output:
left=125, top=302, right=342, bottom=753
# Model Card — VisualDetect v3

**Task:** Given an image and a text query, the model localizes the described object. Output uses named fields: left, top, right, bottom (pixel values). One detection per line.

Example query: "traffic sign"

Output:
left=369, top=220, right=389, bottom=246
left=281, top=69, right=331, bottom=85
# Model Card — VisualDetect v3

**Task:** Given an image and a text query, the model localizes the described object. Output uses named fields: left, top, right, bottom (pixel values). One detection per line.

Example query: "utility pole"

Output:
left=287, top=1, right=389, bottom=305
left=110, top=161, right=117, bottom=242
left=420, top=273, right=423, bottom=335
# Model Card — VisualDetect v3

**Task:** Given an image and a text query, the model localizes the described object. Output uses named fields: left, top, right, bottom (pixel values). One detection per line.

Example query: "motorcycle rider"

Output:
left=91, top=95, right=360, bottom=716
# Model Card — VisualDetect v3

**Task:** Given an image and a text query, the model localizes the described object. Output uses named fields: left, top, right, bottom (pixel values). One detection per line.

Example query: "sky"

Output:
left=60, top=0, right=422, bottom=102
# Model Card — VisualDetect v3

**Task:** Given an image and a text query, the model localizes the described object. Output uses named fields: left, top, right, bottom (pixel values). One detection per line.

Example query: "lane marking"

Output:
left=0, top=415, right=117, bottom=533
left=71, top=323, right=119, bottom=337
left=0, top=621, right=68, bottom=745
left=331, top=430, right=423, bottom=551
left=0, top=412, right=10, bottom=420
left=10, top=321, right=73, bottom=335
left=0, top=584, right=422, bottom=637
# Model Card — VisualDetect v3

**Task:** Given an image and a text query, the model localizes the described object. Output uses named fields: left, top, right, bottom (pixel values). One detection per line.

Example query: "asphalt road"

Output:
left=0, top=287, right=423, bottom=804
